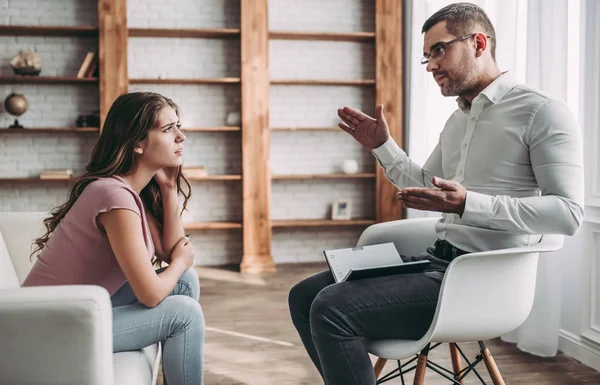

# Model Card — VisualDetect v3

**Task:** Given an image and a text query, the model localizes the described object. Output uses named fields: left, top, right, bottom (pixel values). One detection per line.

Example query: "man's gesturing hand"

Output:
left=396, top=177, right=467, bottom=215
left=338, top=104, right=390, bottom=149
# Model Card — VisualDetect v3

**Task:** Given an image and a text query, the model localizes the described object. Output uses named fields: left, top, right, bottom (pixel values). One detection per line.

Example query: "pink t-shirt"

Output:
left=22, top=175, right=155, bottom=296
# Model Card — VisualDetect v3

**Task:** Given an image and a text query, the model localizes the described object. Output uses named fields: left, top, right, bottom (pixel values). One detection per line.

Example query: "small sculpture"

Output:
left=10, top=50, right=42, bottom=76
left=4, top=93, right=29, bottom=129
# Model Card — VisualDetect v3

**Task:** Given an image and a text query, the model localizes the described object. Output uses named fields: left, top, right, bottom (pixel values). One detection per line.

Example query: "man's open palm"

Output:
left=338, top=104, right=390, bottom=149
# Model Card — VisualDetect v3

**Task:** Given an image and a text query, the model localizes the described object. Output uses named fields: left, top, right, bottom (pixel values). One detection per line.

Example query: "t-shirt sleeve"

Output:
left=91, top=184, right=142, bottom=231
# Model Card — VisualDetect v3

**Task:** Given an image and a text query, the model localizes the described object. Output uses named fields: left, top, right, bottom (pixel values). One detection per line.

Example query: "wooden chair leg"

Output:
left=480, top=343, right=506, bottom=385
left=449, top=343, right=464, bottom=384
left=373, top=357, right=388, bottom=379
left=412, top=353, right=428, bottom=385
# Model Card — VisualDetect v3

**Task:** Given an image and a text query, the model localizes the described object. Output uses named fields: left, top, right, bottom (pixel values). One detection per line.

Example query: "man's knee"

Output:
left=288, top=278, right=317, bottom=320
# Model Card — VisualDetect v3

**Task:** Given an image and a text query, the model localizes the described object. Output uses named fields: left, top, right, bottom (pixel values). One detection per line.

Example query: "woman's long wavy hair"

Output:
left=31, top=92, right=192, bottom=260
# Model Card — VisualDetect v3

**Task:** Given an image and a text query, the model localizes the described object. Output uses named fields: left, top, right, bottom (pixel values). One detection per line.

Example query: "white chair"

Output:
left=0, top=211, right=162, bottom=385
left=356, top=217, right=564, bottom=385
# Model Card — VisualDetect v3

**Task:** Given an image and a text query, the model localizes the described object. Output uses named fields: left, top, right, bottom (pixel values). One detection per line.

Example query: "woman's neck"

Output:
left=119, top=167, right=156, bottom=194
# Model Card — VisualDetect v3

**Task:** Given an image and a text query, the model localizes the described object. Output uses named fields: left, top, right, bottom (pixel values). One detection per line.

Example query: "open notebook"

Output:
left=323, top=242, right=431, bottom=283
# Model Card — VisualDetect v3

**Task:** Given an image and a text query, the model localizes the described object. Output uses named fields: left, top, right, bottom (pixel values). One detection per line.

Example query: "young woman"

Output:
left=22, top=92, right=204, bottom=385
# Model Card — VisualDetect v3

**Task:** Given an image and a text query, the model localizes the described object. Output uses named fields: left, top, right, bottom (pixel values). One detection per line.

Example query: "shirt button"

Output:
left=462, top=143, right=468, bottom=148
left=470, top=117, right=476, bottom=122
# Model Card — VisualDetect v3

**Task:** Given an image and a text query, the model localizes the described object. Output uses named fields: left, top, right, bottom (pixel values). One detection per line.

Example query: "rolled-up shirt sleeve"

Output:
left=461, top=99, right=584, bottom=235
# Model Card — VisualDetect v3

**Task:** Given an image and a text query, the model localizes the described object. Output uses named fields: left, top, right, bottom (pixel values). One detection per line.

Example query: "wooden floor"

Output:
left=157, top=263, right=600, bottom=385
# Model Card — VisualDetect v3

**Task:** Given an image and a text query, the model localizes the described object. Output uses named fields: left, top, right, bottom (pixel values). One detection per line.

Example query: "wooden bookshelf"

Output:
left=271, top=126, right=339, bottom=132
left=183, top=126, right=240, bottom=132
left=186, top=175, right=242, bottom=181
left=0, top=177, right=74, bottom=184
left=272, top=173, right=376, bottom=180
left=271, top=219, right=376, bottom=228
left=0, top=25, right=98, bottom=37
left=129, top=78, right=240, bottom=85
left=270, top=30, right=375, bottom=42
left=0, top=76, right=98, bottom=84
left=184, top=221, right=242, bottom=230
left=0, top=0, right=405, bottom=273
left=129, top=27, right=240, bottom=39
left=270, top=79, right=376, bottom=86
left=0, top=127, right=99, bottom=134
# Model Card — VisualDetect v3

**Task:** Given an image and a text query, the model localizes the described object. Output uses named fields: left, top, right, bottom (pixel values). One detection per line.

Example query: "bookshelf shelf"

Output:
left=270, top=79, right=375, bottom=86
left=0, top=25, right=98, bottom=37
left=184, top=221, right=242, bottom=230
left=185, top=174, right=242, bottom=181
left=0, top=177, right=74, bottom=184
left=183, top=126, right=240, bottom=132
left=0, top=76, right=98, bottom=84
left=129, top=27, right=240, bottom=39
left=271, top=126, right=339, bottom=132
left=271, top=219, right=376, bottom=228
left=129, top=78, right=241, bottom=85
left=0, top=127, right=99, bottom=134
left=269, top=30, right=375, bottom=42
left=272, top=173, right=376, bottom=180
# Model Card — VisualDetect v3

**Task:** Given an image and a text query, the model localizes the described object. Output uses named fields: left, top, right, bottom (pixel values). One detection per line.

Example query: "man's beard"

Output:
left=439, top=59, right=479, bottom=97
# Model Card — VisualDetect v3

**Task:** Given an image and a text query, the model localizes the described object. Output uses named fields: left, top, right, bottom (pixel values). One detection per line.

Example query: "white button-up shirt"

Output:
left=372, top=72, right=584, bottom=252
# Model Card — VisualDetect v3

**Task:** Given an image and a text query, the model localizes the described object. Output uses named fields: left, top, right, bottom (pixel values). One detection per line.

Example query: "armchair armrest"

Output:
left=0, top=285, right=113, bottom=385
left=357, top=217, right=440, bottom=256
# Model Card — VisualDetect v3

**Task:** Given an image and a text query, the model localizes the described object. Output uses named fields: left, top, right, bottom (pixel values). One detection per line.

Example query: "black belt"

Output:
left=433, top=239, right=468, bottom=262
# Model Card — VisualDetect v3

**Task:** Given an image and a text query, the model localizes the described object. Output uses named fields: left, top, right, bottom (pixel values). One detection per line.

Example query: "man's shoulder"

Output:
left=507, top=83, right=555, bottom=104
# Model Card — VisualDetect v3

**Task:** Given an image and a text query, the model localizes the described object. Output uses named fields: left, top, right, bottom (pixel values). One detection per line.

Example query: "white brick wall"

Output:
left=272, top=227, right=366, bottom=264
left=270, top=85, right=375, bottom=128
left=0, top=84, right=99, bottom=127
left=188, top=229, right=242, bottom=266
left=0, top=133, right=96, bottom=178
left=1, top=0, right=377, bottom=266
left=271, top=179, right=376, bottom=220
left=1, top=0, right=97, bottom=26
left=128, top=37, right=240, bottom=79
left=270, top=130, right=375, bottom=175
left=0, top=36, right=98, bottom=76
left=184, top=180, right=242, bottom=222
left=270, top=40, right=375, bottom=80
left=127, top=0, right=240, bottom=29
left=269, top=0, right=375, bottom=32
left=128, top=84, right=241, bottom=128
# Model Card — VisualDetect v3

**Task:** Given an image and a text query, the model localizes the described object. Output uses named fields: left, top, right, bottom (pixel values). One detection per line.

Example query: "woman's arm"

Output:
left=98, top=209, right=193, bottom=308
left=159, top=186, right=185, bottom=257
left=153, top=167, right=186, bottom=260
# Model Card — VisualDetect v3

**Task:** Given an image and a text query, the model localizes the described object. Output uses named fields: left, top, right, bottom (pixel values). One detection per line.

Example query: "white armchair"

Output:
left=0, top=212, right=161, bottom=385
left=356, top=218, right=564, bottom=385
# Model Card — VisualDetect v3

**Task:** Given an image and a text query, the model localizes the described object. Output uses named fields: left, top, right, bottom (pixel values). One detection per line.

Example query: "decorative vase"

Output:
left=342, top=159, right=359, bottom=174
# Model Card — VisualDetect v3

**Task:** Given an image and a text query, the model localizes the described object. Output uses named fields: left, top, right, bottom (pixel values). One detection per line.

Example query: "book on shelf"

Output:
left=77, top=51, right=96, bottom=78
left=39, top=169, right=73, bottom=180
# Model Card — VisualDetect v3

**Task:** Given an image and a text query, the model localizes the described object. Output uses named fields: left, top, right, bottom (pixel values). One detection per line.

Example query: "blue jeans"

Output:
left=289, top=242, right=462, bottom=385
left=111, top=267, right=204, bottom=385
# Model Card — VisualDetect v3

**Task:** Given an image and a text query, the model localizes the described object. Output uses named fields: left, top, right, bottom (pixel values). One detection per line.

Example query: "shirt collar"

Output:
left=455, top=71, right=517, bottom=113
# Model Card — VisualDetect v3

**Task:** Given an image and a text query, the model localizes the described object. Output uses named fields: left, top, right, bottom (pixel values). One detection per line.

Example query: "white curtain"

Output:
left=408, top=0, right=580, bottom=356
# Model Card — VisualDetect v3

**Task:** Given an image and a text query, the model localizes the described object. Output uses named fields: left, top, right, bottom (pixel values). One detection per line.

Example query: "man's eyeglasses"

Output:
left=421, top=33, right=491, bottom=65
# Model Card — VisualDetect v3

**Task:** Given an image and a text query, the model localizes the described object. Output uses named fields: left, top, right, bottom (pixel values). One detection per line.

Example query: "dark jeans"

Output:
left=288, top=240, right=467, bottom=385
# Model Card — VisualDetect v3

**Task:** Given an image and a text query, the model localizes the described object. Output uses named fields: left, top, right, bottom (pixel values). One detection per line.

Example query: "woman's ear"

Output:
left=134, top=139, right=148, bottom=155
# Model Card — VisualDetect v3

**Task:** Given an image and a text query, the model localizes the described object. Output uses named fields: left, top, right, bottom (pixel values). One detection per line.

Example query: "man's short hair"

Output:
left=421, top=2, right=496, bottom=61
